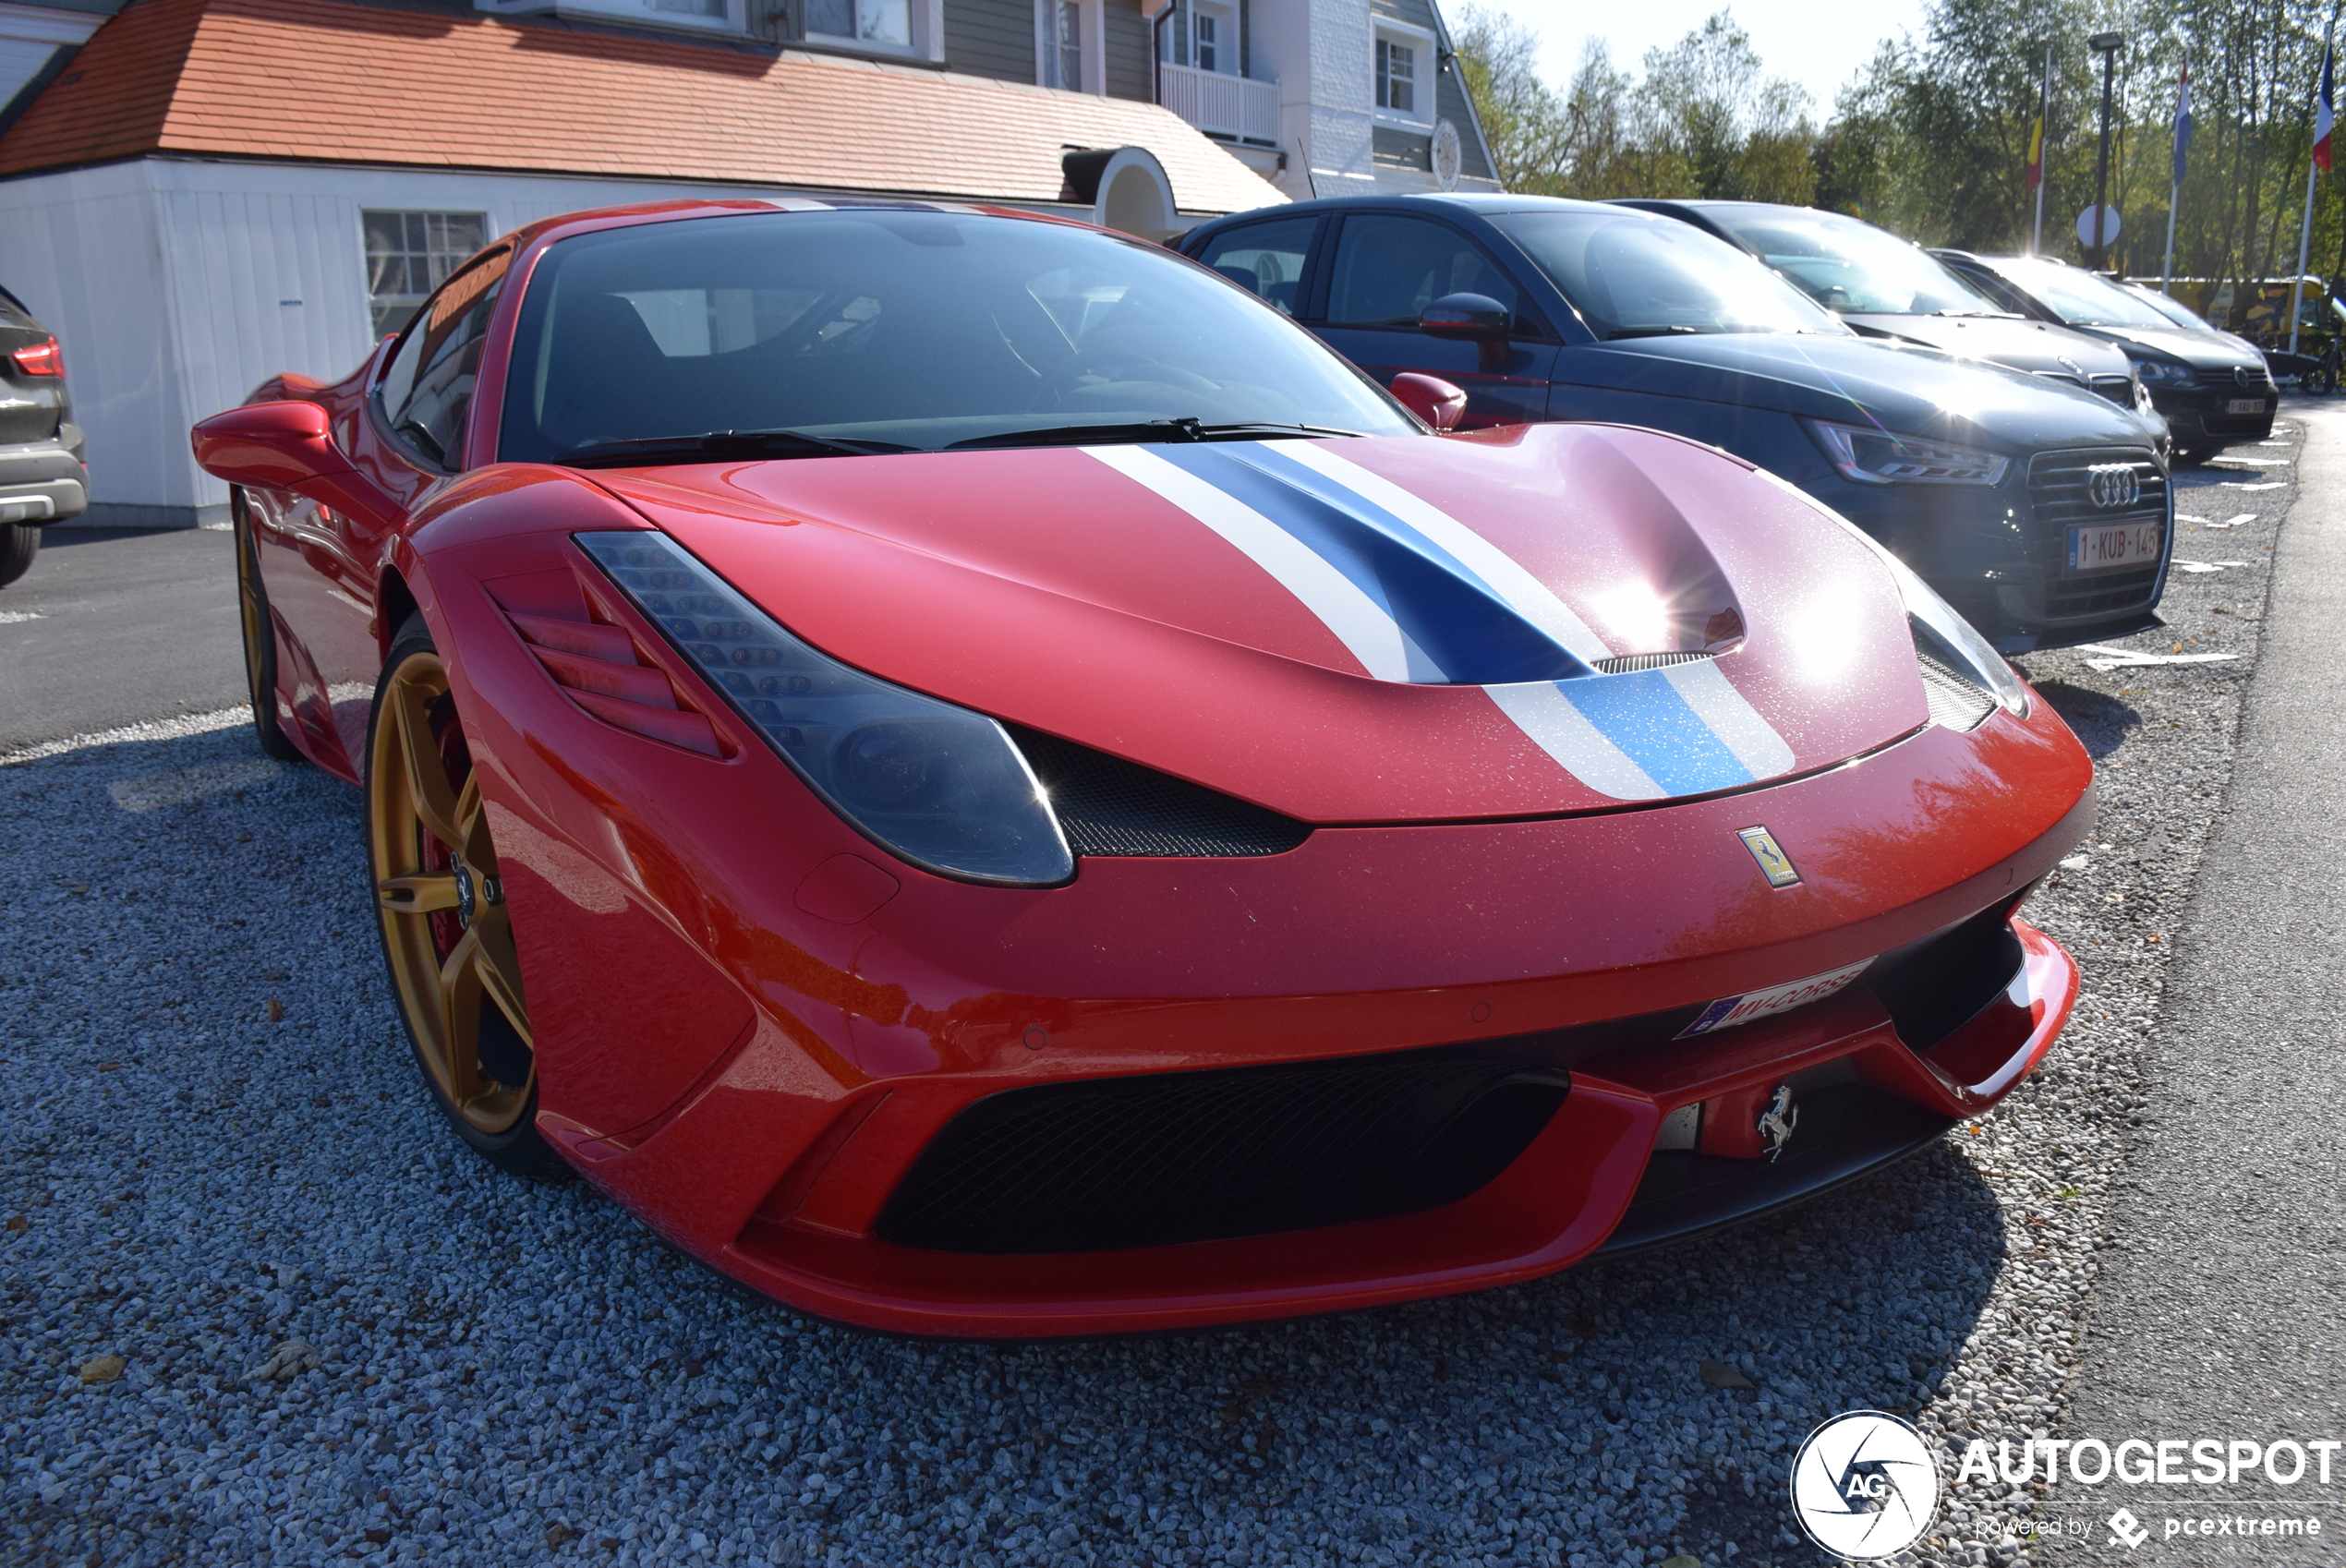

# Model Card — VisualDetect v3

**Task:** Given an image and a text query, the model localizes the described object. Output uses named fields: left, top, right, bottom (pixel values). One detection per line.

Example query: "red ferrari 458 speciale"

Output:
left=192, top=198, right=2091, bottom=1337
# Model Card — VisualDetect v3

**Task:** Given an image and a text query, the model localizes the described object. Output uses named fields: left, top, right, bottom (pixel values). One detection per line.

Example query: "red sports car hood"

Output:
left=591, top=423, right=1932, bottom=823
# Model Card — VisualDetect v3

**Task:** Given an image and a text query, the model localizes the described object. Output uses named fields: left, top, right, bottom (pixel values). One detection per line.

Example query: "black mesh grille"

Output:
left=2089, top=376, right=2134, bottom=406
left=1592, top=651, right=1713, bottom=673
left=2027, top=447, right=2169, bottom=622
left=1010, top=726, right=1312, bottom=859
left=876, top=1049, right=1570, bottom=1253
left=1916, top=647, right=1997, bottom=730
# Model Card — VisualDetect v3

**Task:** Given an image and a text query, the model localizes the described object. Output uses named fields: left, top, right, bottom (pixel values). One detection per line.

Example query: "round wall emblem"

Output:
left=2086, top=462, right=2142, bottom=510
left=1788, top=1410, right=1939, bottom=1560
left=1432, top=119, right=1463, bottom=192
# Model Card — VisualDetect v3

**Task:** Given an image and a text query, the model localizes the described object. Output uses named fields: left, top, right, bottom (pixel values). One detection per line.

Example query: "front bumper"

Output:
left=2154, top=381, right=2277, bottom=451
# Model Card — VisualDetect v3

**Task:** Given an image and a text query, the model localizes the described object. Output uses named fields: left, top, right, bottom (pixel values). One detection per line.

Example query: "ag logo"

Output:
left=2086, top=461, right=2142, bottom=510
left=1789, top=1410, right=1939, bottom=1560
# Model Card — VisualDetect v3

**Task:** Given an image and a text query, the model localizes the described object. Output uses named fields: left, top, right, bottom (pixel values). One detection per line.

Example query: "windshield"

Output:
left=2127, top=287, right=2214, bottom=331
left=1987, top=258, right=2177, bottom=328
left=1704, top=207, right=1997, bottom=316
left=498, top=209, right=1415, bottom=461
left=1492, top=210, right=1842, bottom=340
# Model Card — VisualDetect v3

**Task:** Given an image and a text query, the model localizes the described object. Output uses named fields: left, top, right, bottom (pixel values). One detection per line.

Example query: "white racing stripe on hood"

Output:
left=1260, top=440, right=1614, bottom=665
left=1482, top=683, right=1667, bottom=801
left=1661, top=659, right=1797, bottom=779
left=1086, top=444, right=1426, bottom=681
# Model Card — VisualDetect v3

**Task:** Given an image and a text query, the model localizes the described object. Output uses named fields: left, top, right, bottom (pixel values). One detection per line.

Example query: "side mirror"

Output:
left=1391, top=372, right=1468, bottom=431
left=191, top=401, right=355, bottom=491
left=1419, top=292, right=1512, bottom=369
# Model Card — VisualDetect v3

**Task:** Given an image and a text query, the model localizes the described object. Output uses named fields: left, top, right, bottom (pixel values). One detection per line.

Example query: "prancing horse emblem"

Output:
left=1756, top=1085, right=1798, bottom=1162
left=1737, top=826, right=1801, bottom=887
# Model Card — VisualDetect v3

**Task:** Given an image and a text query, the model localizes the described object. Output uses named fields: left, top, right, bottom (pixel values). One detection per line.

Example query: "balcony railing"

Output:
left=1157, top=62, right=1280, bottom=146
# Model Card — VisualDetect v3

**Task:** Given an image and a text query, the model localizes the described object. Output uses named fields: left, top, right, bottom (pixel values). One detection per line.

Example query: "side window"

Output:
left=1324, top=215, right=1528, bottom=332
left=1192, top=218, right=1319, bottom=317
left=378, top=247, right=513, bottom=468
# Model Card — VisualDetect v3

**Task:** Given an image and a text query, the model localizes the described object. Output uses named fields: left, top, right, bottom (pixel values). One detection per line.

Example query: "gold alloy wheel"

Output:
left=369, top=647, right=534, bottom=1135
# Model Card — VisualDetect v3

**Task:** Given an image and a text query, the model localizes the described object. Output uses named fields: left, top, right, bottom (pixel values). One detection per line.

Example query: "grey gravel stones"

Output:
left=0, top=423, right=2296, bottom=1567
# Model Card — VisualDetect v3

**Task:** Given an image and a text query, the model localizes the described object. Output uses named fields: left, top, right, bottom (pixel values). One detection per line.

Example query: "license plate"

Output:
left=2227, top=397, right=2267, bottom=415
left=2067, top=520, right=2163, bottom=571
left=1675, top=960, right=1873, bottom=1039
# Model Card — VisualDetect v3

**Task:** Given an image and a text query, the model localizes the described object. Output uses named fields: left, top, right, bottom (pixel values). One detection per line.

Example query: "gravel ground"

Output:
left=0, top=421, right=2302, bottom=1568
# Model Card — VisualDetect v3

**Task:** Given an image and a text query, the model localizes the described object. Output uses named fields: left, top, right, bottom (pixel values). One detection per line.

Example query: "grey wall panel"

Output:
left=1368, top=0, right=1435, bottom=30
left=1435, top=66, right=1493, bottom=182
left=1104, top=0, right=1152, bottom=103
left=944, top=0, right=1034, bottom=82
left=1371, top=126, right=1429, bottom=170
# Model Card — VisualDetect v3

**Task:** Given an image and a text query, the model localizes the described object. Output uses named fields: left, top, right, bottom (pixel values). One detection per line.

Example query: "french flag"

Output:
left=2320, top=41, right=2337, bottom=173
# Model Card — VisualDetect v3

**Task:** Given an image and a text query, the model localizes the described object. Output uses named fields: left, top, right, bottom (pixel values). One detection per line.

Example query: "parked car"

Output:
left=1181, top=195, right=2173, bottom=652
left=1614, top=200, right=2151, bottom=415
left=189, top=197, right=2093, bottom=1336
left=1932, top=251, right=2277, bottom=464
left=0, top=283, right=89, bottom=585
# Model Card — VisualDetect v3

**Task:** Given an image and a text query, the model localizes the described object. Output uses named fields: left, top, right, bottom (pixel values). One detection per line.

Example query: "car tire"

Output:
left=232, top=490, right=305, bottom=762
left=0, top=522, right=39, bottom=587
left=365, top=613, right=566, bottom=1182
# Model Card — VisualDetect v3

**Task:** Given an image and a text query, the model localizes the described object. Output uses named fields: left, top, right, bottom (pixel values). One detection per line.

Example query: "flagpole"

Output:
left=2292, top=23, right=2331, bottom=359
left=2032, top=45, right=2051, bottom=255
left=2163, top=60, right=2185, bottom=295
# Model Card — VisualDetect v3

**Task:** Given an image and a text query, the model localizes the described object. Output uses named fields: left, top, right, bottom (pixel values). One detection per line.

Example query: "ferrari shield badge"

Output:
left=1737, top=826, right=1800, bottom=887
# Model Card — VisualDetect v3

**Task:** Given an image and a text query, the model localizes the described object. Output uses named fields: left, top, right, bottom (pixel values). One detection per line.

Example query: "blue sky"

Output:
left=1463, top=0, right=1934, bottom=120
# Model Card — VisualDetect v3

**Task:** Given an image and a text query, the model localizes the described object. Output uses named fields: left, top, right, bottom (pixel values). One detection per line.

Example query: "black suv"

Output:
left=1179, top=195, right=2172, bottom=653
left=1932, top=252, right=2276, bottom=464
left=0, top=284, right=88, bottom=585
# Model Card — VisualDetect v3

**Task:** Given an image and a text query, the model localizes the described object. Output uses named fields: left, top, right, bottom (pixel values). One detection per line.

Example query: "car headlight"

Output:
left=1804, top=420, right=2011, bottom=486
left=1876, top=548, right=2028, bottom=721
left=575, top=531, right=1074, bottom=887
left=2133, top=357, right=2200, bottom=389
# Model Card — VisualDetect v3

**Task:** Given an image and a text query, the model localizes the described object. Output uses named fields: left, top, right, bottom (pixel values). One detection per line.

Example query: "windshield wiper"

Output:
left=551, top=428, right=912, bottom=466
left=1604, top=325, right=1706, bottom=340
left=948, top=418, right=1367, bottom=450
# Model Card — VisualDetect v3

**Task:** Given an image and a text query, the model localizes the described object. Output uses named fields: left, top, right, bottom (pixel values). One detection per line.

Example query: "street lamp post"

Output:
left=2087, top=30, right=2125, bottom=271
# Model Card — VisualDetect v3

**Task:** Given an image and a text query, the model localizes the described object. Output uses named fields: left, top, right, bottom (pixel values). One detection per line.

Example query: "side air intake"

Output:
left=1009, top=726, right=1312, bottom=858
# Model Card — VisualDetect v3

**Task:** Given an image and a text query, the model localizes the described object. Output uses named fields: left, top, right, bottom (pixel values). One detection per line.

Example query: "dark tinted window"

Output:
left=1324, top=215, right=1526, bottom=332
left=498, top=210, right=1413, bottom=461
left=379, top=247, right=511, bottom=467
left=1193, top=218, right=1317, bottom=317
left=1492, top=211, right=1838, bottom=339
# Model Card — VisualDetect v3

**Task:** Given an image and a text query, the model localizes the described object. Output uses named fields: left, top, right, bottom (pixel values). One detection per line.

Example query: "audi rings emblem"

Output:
left=2086, top=462, right=2141, bottom=510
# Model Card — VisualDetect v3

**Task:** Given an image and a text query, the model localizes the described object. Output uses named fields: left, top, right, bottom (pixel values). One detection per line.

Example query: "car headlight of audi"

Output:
left=1805, top=420, right=2011, bottom=486
left=576, top=530, right=1074, bottom=887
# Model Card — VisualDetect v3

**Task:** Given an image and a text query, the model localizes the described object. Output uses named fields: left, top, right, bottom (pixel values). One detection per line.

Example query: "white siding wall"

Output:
left=0, top=158, right=890, bottom=523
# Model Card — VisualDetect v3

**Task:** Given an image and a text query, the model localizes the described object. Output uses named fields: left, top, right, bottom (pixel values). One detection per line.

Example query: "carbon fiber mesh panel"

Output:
left=876, top=1049, right=1568, bottom=1253
left=1915, top=647, right=1999, bottom=731
left=1009, top=726, right=1312, bottom=858
left=1591, top=651, right=1714, bottom=673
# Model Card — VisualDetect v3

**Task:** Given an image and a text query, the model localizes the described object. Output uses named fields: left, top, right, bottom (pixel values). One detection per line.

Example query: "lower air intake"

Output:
left=1010, top=726, right=1312, bottom=858
left=876, top=1050, right=1569, bottom=1253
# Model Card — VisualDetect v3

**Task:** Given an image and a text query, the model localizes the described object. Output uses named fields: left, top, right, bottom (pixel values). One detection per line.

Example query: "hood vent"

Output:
left=1590, top=650, right=1714, bottom=674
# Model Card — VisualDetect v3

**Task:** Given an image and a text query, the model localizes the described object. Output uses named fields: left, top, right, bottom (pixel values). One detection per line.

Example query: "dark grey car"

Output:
left=1617, top=200, right=2153, bottom=418
left=1931, top=252, right=2277, bottom=464
left=0, top=284, right=88, bottom=585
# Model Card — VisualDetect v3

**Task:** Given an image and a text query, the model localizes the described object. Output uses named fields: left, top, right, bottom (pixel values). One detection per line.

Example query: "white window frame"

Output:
left=1372, top=19, right=1435, bottom=129
left=471, top=0, right=751, bottom=40
left=1033, top=0, right=1105, bottom=93
left=1188, top=0, right=1235, bottom=76
left=805, top=0, right=944, bottom=62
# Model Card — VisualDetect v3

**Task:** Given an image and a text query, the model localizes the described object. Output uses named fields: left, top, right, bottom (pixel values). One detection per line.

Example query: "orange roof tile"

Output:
left=0, top=0, right=1285, bottom=214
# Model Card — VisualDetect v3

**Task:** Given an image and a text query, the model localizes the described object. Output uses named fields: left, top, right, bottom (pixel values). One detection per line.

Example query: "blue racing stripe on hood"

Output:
left=1553, top=668, right=1756, bottom=796
left=1148, top=444, right=1594, bottom=685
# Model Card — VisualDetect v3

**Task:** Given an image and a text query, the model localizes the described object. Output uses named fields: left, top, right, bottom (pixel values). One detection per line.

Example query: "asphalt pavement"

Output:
left=2045, top=407, right=2346, bottom=1563
left=0, top=525, right=242, bottom=753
